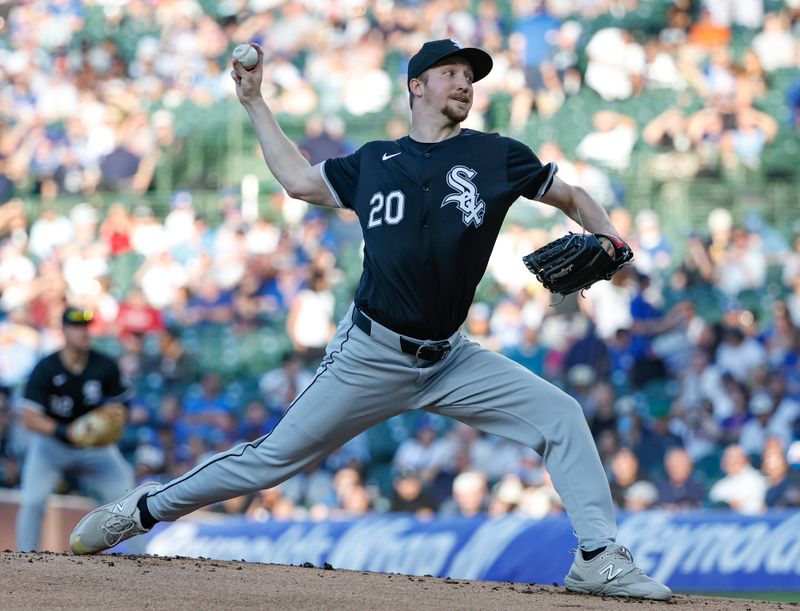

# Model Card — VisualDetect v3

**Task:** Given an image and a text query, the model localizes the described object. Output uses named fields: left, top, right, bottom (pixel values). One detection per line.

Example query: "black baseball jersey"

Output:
left=322, top=129, right=556, bottom=339
left=21, top=350, right=131, bottom=424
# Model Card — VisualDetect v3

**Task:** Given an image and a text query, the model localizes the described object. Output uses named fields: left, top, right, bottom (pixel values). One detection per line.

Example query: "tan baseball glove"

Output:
left=69, top=403, right=127, bottom=447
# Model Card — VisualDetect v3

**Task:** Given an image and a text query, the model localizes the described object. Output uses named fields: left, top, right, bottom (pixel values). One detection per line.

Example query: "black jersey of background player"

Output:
left=322, top=129, right=557, bottom=340
left=21, top=351, right=130, bottom=424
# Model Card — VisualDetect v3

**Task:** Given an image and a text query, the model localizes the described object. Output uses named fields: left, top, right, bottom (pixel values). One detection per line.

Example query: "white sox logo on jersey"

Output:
left=441, top=165, right=485, bottom=227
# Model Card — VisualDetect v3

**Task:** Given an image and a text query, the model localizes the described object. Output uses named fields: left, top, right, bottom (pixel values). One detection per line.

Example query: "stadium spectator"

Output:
left=390, top=468, right=436, bottom=517
left=671, top=396, right=724, bottom=464
left=258, top=351, right=313, bottom=416
left=338, top=482, right=375, bottom=517
left=688, top=8, right=731, bottom=51
left=28, top=207, right=73, bottom=261
left=633, top=417, right=684, bottom=481
left=584, top=28, right=646, bottom=101
left=512, top=0, right=561, bottom=94
left=761, top=301, right=797, bottom=368
left=235, top=400, right=276, bottom=443
left=313, top=466, right=363, bottom=519
left=516, top=469, right=563, bottom=518
left=761, top=438, right=800, bottom=508
left=655, top=447, right=705, bottom=509
left=248, top=487, right=300, bottom=521
left=184, top=276, right=236, bottom=326
left=562, top=317, right=611, bottom=382
left=586, top=382, right=617, bottom=437
left=766, top=371, right=800, bottom=435
left=0, top=386, right=21, bottom=488
left=439, top=470, right=489, bottom=517
left=623, top=481, right=659, bottom=512
left=751, top=11, right=797, bottom=72
left=393, top=416, right=453, bottom=493
left=575, top=111, right=638, bottom=172
left=98, top=203, right=133, bottom=256
left=139, top=328, right=195, bottom=391
left=503, top=323, right=550, bottom=378
left=285, top=270, right=335, bottom=364
left=464, top=302, right=499, bottom=351
left=739, top=392, right=787, bottom=457
left=632, top=210, right=673, bottom=274
left=642, top=109, right=697, bottom=180
left=687, top=107, right=727, bottom=177
left=628, top=271, right=678, bottom=387
left=715, top=326, right=767, bottom=384
left=181, top=372, right=235, bottom=445
left=718, top=374, right=753, bottom=443
left=0, top=308, right=40, bottom=389
left=298, top=115, right=355, bottom=165
left=721, top=107, right=778, bottom=170
left=608, top=448, right=649, bottom=509
left=115, top=288, right=165, bottom=340
left=581, top=265, right=635, bottom=342
left=487, top=473, right=525, bottom=517
left=708, top=444, right=767, bottom=515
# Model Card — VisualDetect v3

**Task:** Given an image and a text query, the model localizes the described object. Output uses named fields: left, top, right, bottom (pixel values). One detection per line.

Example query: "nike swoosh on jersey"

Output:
left=382, top=152, right=401, bottom=161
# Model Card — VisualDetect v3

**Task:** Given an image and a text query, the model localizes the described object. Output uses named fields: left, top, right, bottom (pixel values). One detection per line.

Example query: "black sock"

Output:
left=582, top=546, right=606, bottom=561
left=137, top=493, right=158, bottom=529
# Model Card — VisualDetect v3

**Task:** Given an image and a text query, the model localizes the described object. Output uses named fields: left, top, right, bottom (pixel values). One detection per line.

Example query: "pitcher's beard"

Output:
left=444, top=104, right=470, bottom=124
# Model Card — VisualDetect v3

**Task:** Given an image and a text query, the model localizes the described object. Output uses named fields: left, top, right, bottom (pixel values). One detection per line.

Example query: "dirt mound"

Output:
left=1, top=551, right=792, bottom=610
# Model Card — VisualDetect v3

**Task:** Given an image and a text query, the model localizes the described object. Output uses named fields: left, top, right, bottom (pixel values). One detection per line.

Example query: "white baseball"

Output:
left=232, top=43, right=259, bottom=70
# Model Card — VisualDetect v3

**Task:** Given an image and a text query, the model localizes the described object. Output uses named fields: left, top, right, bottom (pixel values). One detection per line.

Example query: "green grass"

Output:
left=679, top=591, right=800, bottom=603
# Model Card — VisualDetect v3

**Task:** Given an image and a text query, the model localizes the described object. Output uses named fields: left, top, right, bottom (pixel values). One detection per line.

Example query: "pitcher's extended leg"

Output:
left=79, top=446, right=145, bottom=552
left=423, top=342, right=615, bottom=551
left=146, top=321, right=415, bottom=522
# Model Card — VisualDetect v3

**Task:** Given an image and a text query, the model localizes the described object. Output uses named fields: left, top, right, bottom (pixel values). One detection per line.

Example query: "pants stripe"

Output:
left=147, top=321, right=356, bottom=501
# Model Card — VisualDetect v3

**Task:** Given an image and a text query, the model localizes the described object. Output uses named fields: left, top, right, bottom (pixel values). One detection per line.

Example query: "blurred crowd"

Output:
left=0, top=0, right=800, bottom=522
left=1, top=192, right=800, bottom=521
left=0, top=0, right=798, bottom=202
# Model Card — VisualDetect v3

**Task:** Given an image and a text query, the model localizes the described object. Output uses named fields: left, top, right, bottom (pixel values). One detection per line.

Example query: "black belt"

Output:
left=352, top=308, right=451, bottom=364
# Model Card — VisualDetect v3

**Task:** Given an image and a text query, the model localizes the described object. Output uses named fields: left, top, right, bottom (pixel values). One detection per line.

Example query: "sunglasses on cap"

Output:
left=63, top=308, right=94, bottom=325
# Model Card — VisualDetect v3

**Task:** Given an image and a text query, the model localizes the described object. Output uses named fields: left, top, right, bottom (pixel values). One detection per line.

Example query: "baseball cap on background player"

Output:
left=62, top=307, right=94, bottom=326
left=407, top=39, right=493, bottom=87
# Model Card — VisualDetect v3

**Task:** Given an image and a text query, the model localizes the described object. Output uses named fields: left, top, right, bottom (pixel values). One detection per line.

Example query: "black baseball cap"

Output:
left=407, top=39, right=493, bottom=87
left=63, top=307, right=94, bottom=326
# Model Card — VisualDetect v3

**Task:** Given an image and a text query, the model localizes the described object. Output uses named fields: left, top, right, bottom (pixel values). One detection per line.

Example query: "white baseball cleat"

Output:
left=564, top=543, right=672, bottom=600
left=70, top=482, right=161, bottom=555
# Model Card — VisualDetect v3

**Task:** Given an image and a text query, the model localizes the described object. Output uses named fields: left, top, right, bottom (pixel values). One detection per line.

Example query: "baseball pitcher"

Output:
left=70, top=40, right=669, bottom=600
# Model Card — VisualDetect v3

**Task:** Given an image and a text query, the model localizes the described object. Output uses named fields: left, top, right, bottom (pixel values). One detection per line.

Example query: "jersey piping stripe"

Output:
left=319, top=161, right=345, bottom=209
left=535, top=161, right=558, bottom=200
left=147, top=321, right=357, bottom=503
left=106, top=388, right=134, bottom=403
left=18, top=398, right=45, bottom=413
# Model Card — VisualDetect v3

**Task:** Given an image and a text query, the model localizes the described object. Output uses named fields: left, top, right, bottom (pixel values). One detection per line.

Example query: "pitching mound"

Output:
left=1, top=551, right=792, bottom=610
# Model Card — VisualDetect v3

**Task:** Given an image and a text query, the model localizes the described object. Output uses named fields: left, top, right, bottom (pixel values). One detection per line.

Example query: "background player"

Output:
left=70, top=40, right=670, bottom=600
left=16, top=306, right=137, bottom=552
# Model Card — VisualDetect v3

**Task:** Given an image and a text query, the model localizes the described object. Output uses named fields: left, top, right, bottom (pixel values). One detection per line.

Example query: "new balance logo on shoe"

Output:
left=70, top=482, right=160, bottom=555
left=597, top=562, right=623, bottom=581
left=382, top=152, right=401, bottom=161
left=564, top=544, right=672, bottom=600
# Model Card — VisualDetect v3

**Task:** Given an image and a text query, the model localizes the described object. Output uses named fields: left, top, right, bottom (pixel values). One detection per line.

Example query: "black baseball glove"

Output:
left=523, top=232, right=634, bottom=296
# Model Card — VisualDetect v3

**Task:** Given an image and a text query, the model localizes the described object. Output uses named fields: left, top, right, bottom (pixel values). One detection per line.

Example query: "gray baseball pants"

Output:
left=146, top=304, right=617, bottom=551
left=17, top=434, right=139, bottom=552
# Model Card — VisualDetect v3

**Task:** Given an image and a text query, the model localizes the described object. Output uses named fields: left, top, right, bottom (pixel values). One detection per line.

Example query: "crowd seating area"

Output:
left=0, top=1, right=799, bottom=521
